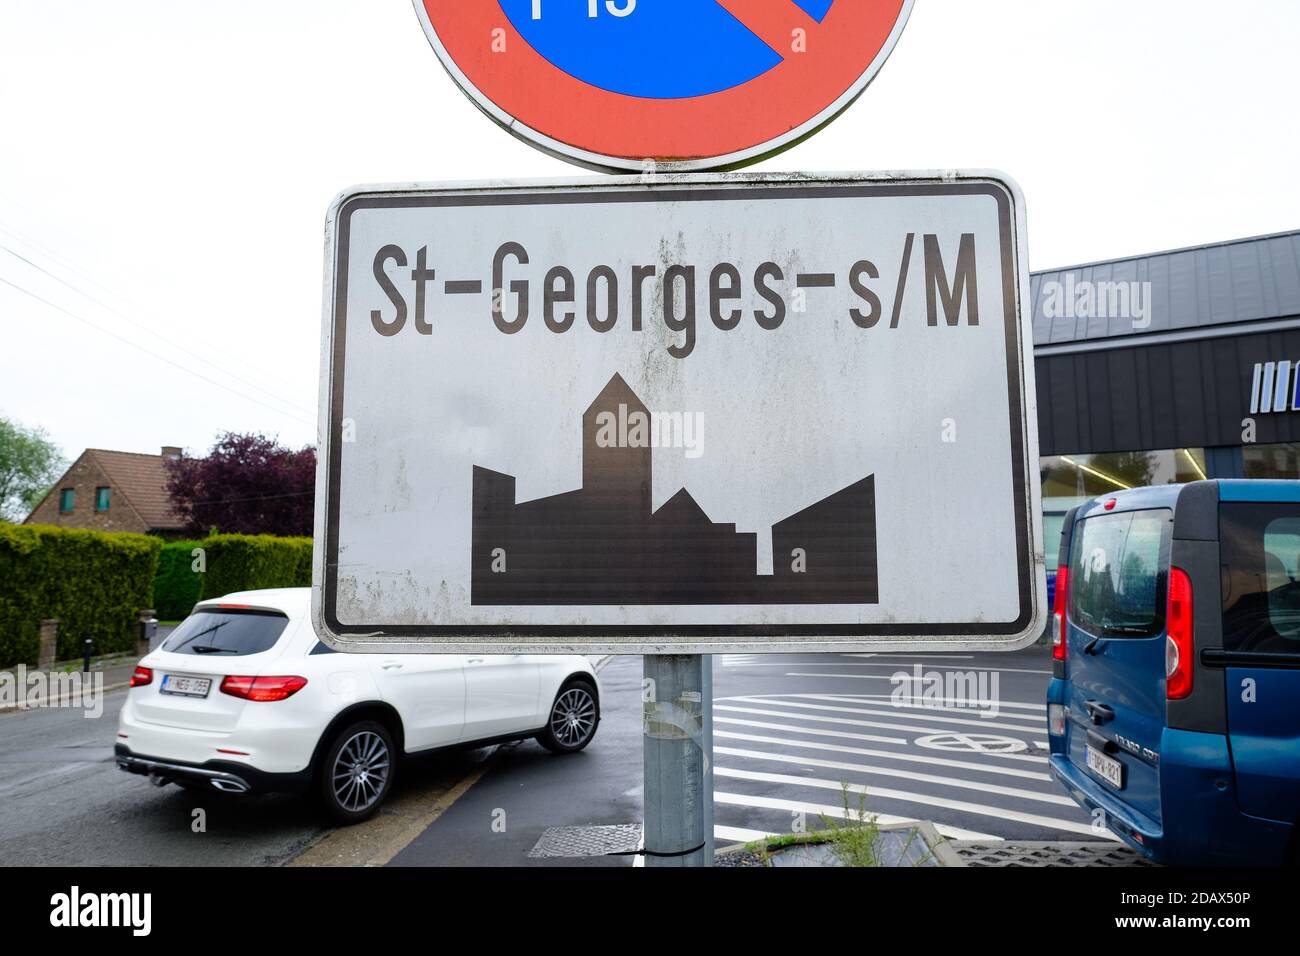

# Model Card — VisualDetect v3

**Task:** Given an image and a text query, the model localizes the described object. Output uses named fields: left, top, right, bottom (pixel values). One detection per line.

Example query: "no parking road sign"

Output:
left=413, top=0, right=915, bottom=171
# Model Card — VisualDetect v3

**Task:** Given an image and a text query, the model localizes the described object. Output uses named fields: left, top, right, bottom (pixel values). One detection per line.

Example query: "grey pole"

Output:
left=643, top=653, right=713, bottom=867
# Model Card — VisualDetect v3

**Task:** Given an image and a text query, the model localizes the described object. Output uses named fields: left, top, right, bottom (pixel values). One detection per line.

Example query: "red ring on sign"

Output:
left=420, top=1, right=909, bottom=167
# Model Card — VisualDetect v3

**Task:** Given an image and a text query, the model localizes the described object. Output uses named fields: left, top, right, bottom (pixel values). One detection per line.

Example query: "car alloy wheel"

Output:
left=550, top=685, right=597, bottom=748
left=331, top=729, right=391, bottom=814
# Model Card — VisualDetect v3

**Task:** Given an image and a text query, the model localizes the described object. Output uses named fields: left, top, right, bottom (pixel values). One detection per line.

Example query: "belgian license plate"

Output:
left=1086, top=746, right=1124, bottom=789
left=160, top=674, right=211, bottom=698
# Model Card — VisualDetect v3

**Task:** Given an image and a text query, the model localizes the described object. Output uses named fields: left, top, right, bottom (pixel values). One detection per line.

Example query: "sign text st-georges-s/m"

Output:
left=313, top=172, right=1045, bottom=655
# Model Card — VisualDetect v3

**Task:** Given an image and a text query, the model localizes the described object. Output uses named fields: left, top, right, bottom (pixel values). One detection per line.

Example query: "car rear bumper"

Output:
left=117, top=692, right=321, bottom=774
left=115, top=744, right=313, bottom=796
left=1049, top=755, right=1163, bottom=860
left=1049, top=734, right=1293, bottom=866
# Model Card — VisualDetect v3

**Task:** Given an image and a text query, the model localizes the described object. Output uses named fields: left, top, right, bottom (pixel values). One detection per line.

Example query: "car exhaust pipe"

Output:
left=211, top=778, right=250, bottom=794
left=149, top=774, right=170, bottom=788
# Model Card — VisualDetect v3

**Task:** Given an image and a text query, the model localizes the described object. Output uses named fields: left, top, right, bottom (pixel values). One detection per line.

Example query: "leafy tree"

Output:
left=0, top=416, right=64, bottom=522
left=166, top=433, right=315, bottom=537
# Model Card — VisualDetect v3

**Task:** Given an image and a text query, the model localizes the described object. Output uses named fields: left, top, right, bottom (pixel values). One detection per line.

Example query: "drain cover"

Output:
left=528, top=824, right=643, bottom=859
left=948, top=841, right=1155, bottom=867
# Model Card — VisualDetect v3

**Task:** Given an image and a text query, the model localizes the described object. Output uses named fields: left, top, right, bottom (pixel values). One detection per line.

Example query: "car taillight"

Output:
left=1166, top=567, right=1194, bottom=700
left=130, top=666, right=153, bottom=688
left=1052, top=567, right=1069, bottom=661
left=1047, top=703, right=1067, bottom=736
left=220, top=675, right=308, bottom=702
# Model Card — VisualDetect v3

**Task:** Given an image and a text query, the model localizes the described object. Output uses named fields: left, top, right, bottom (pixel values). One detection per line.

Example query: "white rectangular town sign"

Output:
left=314, top=172, right=1043, bottom=653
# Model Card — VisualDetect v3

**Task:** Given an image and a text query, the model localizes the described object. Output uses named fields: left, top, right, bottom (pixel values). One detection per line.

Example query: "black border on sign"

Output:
left=323, top=181, right=1031, bottom=639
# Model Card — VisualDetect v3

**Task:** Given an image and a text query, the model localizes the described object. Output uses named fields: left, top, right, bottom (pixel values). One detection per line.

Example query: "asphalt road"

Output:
left=708, top=646, right=1097, bottom=845
left=0, top=687, right=472, bottom=866
left=0, top=646, right=1102, bottom=866
left=392, top=646, right=1102, bottom=865
left=390, top=651, right=643, bottom=867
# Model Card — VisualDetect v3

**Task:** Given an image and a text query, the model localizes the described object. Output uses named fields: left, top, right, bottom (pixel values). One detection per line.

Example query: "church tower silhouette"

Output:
left=471, top=374, right=878, bottom=606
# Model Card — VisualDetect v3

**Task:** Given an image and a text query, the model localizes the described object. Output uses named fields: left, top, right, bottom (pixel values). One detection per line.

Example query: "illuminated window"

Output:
left=1040, top=448, right=1207, bottom=500
left=1242, top=442, right=1300, bottom=480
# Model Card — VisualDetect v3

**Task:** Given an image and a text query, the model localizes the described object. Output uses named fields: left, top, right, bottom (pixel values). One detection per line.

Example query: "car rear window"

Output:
left=1220, top=502, right=1300, bottom=655
left=1068, top=508, right=1171, bottom=639
left=160, top=608, right=290, bottom=657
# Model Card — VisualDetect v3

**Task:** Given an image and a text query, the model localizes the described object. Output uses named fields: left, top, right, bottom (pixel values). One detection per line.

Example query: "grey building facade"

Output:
left=1029, top=228, right=1300, bottom=562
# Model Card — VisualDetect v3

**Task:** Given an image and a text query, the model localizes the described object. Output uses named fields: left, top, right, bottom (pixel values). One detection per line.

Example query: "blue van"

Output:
left=1047, top=480, right=1300, bottom=865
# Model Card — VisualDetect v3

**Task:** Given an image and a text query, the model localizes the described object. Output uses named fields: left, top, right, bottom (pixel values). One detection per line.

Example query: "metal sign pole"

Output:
left=643, top=653, right=714, bottom=867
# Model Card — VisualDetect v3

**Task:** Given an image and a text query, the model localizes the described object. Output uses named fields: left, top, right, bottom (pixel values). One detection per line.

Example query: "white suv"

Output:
left=115, top=588, right=600, bottom=823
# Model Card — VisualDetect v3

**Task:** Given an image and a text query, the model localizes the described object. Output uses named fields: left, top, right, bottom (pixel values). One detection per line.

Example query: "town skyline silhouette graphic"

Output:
left=471, top=374, right=878, bottom=606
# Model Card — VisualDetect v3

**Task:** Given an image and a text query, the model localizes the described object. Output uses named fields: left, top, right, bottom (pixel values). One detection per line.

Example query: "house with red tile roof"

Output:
left=24, top=446, right=187, bottom=537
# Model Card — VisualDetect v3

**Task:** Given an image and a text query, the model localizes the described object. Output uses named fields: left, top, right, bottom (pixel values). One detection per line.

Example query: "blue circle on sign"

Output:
left=499, top=1, right=835, bottom=99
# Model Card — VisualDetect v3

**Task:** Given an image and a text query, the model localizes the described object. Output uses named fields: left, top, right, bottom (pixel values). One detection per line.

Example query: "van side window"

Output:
left=1068, top=508, right=1171, bottom=639
left=1220, top=503, right=1300, bottom=654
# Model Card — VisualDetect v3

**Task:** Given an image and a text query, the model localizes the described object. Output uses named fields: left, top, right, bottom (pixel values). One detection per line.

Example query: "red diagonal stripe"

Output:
left=714, top=0, right=823, bottom=57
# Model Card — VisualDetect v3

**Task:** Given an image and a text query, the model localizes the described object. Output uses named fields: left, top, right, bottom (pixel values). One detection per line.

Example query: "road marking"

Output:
left=715, top=824, right=777, bottom=844
left=714, top=703, right=1050, bottom=760
left=786, top=663, right=1053, bottom=676
left=714, top=766, right=1115, bottom=839
left=794, top=693, right=1048, bottom=728
left=824, top=692, right=1048, bottom=715
left=845, top=653, right=976, bottom=660
left=915, top=732, right=1027, bottom=755
left=632, top=827, right=645, bottom=869
left=716, top=714, right=906, bottom=745
left=713, top=791, right=999, bottom=842
left=727, top=695, right=1051, bottom=737
left=713, top=726, right=1049, bottom=780
left=816, top=695, right=1045, bottom=724
left=288, top=746, right=508, bottom=867
left=715, top=745, right=1071, bottom=805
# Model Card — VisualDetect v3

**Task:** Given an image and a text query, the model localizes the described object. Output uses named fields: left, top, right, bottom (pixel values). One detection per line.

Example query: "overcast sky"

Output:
left=2, top=0, right=1298, bottom=462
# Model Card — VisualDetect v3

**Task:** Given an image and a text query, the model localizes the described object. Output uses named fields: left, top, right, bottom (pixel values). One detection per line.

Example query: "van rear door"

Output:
left=1217, top=493, right=1300, bottom=823
left=1063, top=506, right=1172, bottom=825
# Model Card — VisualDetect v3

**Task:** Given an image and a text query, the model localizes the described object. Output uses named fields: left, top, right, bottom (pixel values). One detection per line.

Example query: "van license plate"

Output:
left=160, top=675, right=211, bottom=698
left=1086, top=746, right=1124, bottom=789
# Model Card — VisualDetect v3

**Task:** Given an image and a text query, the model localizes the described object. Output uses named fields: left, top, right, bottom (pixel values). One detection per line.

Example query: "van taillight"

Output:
left=130, top=666, right=153, bottom=688
left=1052, top=567, right=1069, bottom=661
left=220, top=675, right=308, bottom=702
left=1166, top=567, right=1194, bottom=700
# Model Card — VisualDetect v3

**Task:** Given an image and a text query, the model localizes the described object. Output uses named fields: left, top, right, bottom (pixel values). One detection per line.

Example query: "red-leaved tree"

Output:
left=166, top=433, right=316, bottom=537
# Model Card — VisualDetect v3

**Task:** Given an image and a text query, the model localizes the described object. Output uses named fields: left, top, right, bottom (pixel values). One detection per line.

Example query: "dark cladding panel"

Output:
left=1036, top=326, right=1300, bottom=456
left=1104, top=348, right=1141, bottom=451
left=1042, top=354, right=1079, bottom=453
left=1034, top=357, right=1053, bottom=455
left=1080, top=351, right=1105, bottom=453
left=1169, top=341, right=1208, bottom=449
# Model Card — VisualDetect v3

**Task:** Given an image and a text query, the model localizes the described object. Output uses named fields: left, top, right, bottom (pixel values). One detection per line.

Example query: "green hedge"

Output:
left=0, top=524, right=161, bottom=667
left=153, top=540, right=207, bottom=620
left=151, top=535, right=313, bottom=622
left=195, top=535, right=313, bottom=602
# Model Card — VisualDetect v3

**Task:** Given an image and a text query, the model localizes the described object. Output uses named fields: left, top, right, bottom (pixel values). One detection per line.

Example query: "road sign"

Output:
left=412, top=0, right=915, bottom=171
left=314, top=171, right=1043, bottom=654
